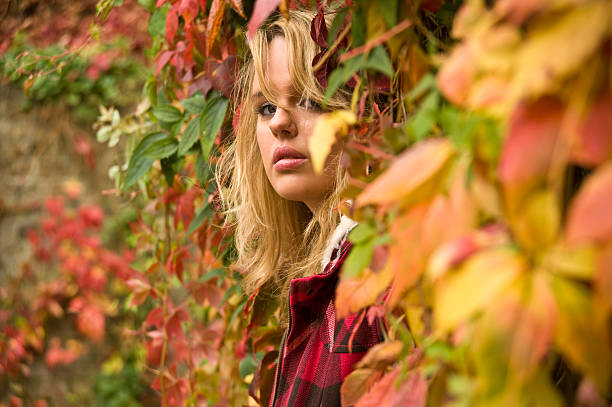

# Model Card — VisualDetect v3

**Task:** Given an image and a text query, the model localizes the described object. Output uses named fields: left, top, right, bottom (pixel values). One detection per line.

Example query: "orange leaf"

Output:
left=227, top=0, right=245, bottom=18
left=336, top=263, right=393, bottom=319
left=341, top=368, right=383, bottom=407
left=355, top=341, right=403, bottom=370
left=566, top=163, right=612, bottom=244
left=206, top=0, right=226, bottom=55
left=437, top=44, right=476, bottom=106
left=355, top=368, right=426, bottom=407
left=357, top=138, right=455, bottom=208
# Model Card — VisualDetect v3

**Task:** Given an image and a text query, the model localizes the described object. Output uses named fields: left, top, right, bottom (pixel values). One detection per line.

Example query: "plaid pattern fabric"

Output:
left=269, top=240, right=384, bottom=407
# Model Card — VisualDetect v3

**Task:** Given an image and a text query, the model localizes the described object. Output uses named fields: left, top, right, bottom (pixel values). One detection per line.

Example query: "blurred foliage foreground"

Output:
left=2, top=0, right=612, bottom=406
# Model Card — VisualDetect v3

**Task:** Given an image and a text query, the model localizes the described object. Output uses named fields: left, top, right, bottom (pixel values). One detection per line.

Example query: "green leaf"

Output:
left=181, top=92, right=206, bottom=115
left=239, top=351, right=264, bottom=380
left=142, top=134, right=178, bottom=159
left=325, top=55, right=365, bottom=100
left=349, top=223, right=376, bottom=244
left=365, top=46, right=394, bottom=78
left=148, top=4, right=169, bottom=37
left=407, top=73, right=436, bottom=103
left=327, top=8, right=349, bottom=46
left=160, top=153, right=183, bottom=186
left=123, top=132, right=167, bottom=190
left=195, top=151, right=210, bottom=186
left=228, top=300, right=246, bottom=332
left=343, top=239, right=376, bottom=278
left=199, top=267, right=225, bottom=283
left=121, top=132, right=168, bottom=191
left=153, top=104, right=183, bottom=124
left=375, top=0, right=398, bottom=28
left=138, top=0, right=155, bottom=12
left=178, top=116, right=201, bottom=156
left=187, top=203, right=212, bottom=235
left=351, top=4, right=367, bottom=47
left=221, top=284, right=241, bottom=306
left=200, top=95, right=228, bottom=159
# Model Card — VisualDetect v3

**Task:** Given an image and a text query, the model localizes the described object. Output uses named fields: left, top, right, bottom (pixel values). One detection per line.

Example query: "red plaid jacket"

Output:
left=268, top=240, right=384, bottom=407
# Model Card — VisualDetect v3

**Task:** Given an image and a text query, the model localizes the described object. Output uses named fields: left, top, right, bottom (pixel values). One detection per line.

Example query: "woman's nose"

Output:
left=269, top=107, right=296, bottom=139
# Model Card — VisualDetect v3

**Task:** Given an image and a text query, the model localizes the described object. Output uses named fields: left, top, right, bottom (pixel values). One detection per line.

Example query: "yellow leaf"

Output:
left=551, top=276, right=612, bottom=394
left=357, top=138, right=456, bottom=208
left=511, top=189, right=561, bottom=252
left=309, top=110, right=356, bottom=174
left=435, top=248, right=524, bottom=333
left=512, top=1, right=611, bottom=100
left=543, top=243, right=595, bottom=280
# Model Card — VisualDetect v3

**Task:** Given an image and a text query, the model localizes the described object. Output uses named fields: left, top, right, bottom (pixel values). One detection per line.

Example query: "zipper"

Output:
left=270, top=299, right=292, bottom=407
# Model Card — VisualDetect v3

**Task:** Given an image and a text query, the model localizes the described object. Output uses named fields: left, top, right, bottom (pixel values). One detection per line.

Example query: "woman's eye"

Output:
left=257, top=103, right=276, bottom=116
left=298, top=99, right=321, bottom=111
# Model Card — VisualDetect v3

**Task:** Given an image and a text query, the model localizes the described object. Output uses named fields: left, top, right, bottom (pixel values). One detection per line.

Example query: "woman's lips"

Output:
left=273, top=146, right=307, bottom=171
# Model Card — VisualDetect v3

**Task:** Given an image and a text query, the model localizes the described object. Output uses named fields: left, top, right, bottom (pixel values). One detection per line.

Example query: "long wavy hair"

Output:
left=215, top=9, right=350, bottom=316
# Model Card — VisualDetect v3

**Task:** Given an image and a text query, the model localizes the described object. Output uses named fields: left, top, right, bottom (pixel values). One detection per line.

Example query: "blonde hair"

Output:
left=216, top=9, right=350, bottom=317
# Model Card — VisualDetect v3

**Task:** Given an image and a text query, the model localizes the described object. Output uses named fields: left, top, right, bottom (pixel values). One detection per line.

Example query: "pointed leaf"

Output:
left=357, top=138, right=455, bottom=207
left=178, top=116, right=201, bottom=155
left=566, top=163, right=612, bottom=244
left=435, top=248, right=524, bottom=333
left=309, top=110, right=356, bottom=173
left=200, top=95, right=228, bottom=159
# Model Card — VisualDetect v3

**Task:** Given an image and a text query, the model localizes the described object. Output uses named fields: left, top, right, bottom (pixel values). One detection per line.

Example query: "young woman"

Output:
left=217, top=9, right=384, bottom=407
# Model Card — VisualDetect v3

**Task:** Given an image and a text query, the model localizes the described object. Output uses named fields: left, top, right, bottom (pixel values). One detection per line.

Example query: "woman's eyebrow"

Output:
left=251, top=91, right=264, bottom=100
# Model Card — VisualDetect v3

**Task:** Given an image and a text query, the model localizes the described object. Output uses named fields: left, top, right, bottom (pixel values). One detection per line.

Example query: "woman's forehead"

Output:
left=252, top=36, right=297, bottom=97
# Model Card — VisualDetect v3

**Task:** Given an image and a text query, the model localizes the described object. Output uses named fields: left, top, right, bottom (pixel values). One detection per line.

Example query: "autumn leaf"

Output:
left=437, top=44, right=476, bottom=106
left=247, top=0, right=282, bottom=40
left=76, top=304, right=105, bottom=343
left=309, top=110, right=356, bottom=174
left=341, top=368, right=383, bottom=407
left=228, top=0, right=245, bottom=18
left=357, top=138, right=455, bottom=208
left=435, top=247, right=524, bottom=333
left=354, top=368, right=427, bottom=407
left=512, top=2, right=611, bottom=100
left=509, top=272, right=557, bottom=375
left=551, top=276, right=612, bottom=394
left=566, top=163, right=612, bottom=244
left=206, top=0, right=226, bottom=55
left=336, top=262, right=393, bottom=319
left=355, top=340, right=403, bottom=370
left=571, top=93, right=612, bottom=166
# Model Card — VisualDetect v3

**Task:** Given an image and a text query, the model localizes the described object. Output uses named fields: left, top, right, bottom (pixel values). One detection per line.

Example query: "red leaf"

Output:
left=155, top=50, right=175, bottom=76
left=177, top=0, right=198, bottom=25
left=78, top=205, right=104, bottom=228
left=166, top=307, right=189, bottom=338
left=175, top=188, right=197, bottom=231
left=571, top=92, right=612, bottom=167
left=310, top=6, right=327, bottom=48
left=165, top=7, right=179, bottom=45
left=77, top=305, right=105, bottom=343
left=211, top=55, right=238, bottom=98
left=146, top=306, right=165, bottom=329
left=166, top=247, right=189, bottom=282
left=247, top=0, right=282, bottom=40
left=566, top=163, right=612, bottom=244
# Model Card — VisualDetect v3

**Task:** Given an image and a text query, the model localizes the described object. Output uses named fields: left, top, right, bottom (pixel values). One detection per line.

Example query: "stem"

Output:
left=312, top=23, right=352, bottom=73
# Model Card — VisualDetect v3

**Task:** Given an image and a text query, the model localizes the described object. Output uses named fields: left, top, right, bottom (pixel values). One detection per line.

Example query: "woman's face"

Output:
left=252, top=36, right=338, bottom=213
